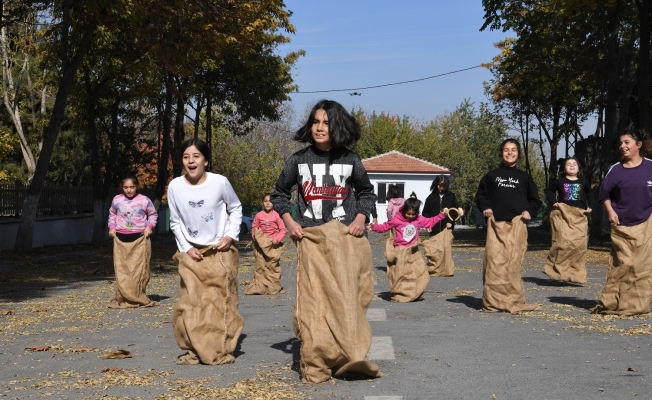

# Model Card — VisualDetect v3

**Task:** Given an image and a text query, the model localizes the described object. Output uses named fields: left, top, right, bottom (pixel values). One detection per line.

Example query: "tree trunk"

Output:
left=637, top=0, right=652, bottom=133
left=172, top=94, right=186, bottom=177
left=155, top=73, right=173, bottom=203
left=14, top=8, right=98, bottom=252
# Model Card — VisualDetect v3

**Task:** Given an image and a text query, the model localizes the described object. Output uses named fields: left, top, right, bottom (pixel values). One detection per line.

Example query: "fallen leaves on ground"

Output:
left=100, top=350, right=132, bottom=359
left=25, top=345, right=51, bottom=352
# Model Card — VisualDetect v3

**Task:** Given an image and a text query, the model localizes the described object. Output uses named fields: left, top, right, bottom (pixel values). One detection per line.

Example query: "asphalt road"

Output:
left=0, top=228, right=650, bottom=399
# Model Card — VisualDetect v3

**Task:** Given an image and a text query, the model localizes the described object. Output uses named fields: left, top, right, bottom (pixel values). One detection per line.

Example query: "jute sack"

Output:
left=173, top=245, right=244, bottom=365
left=421, top=228, right=455, bottom=277
left=482, top=215, right=540, bottom=313
left=592, top=215, right=652, bottom=315
left=386, top=241, right=430, bottom=302
left=544, top=203, right=588, bottom=284
left=245, top=228, right=284, bottom=295
left=294, top=220, right=381, bottom=383
left=108, top=235, right=157, bottom=309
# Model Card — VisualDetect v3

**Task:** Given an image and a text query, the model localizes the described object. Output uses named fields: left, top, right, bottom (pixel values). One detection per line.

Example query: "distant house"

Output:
left=362, top=150, right=452, bottom=223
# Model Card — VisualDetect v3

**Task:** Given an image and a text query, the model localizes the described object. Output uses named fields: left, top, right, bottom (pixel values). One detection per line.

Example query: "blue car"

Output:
left=240, top=216, right=254, bottom=235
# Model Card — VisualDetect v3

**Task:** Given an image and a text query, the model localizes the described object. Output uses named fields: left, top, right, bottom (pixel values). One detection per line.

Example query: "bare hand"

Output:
left=521, top=211, right=532, bottom=221
left=607, top=210, right=619, bottom=226
left=366, top=224, right=373, bottom=232
left=144, top=227, right=153, bottom=238
left=272, top=239, right=279, bottom=245
left=446, top=223, right=452, bottom=229
left=109, top=229, right=116, bottom=238
left=286, top=219, right=304, bottom=240
left=348, top=215, right=366, bottom=237
left=483, top=208, right=493, bottom=218
left=188, top=247, right=203, bottom=261
left=372, top=218, right=378, bottom=225
left=584, top=208, right=592, bottom=214
left=552, top=203, right=559, bottom=209
left=216, top=236, right=233, bottom=251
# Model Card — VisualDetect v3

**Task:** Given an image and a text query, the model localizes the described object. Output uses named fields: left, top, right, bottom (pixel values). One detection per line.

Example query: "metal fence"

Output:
left=0, top=183, right=157, bottom=218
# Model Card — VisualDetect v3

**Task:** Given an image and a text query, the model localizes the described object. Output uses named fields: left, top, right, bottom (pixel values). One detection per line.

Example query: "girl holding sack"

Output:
left=271, top=100, right=382, bottom=383
left=544, top=157, right=594, bottom=284
left=475, top=139, right=542, bottom=313
left=422, top=175, right=459, bottom=277
left=167, top=138, right=244, bottom=365
left=108, top=175, right=158, bottom=308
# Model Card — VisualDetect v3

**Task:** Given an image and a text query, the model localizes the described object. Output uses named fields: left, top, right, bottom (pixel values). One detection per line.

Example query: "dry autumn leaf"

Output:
left=69, top=347, right=96, bottom=353
left=25, top=345, right=51, bottom=352
left=100, top=349, right=132, bottom=359
left=101, top=367, right=124, bottom=373
left=1, top=309, right=14, bottom=315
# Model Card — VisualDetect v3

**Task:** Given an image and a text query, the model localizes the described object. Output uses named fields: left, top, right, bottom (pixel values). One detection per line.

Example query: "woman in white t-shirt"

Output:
left=167, top=138, right=244, bottom=365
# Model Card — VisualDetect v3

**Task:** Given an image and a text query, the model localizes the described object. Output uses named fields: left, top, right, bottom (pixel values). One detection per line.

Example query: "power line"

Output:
left=293, top=65, right=483, bottom=94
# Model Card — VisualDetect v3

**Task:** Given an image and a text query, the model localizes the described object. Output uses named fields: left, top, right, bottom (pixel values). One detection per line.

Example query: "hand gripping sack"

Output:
left=544, top=203, right=588, bottom=284
left=482, top=216, right=540, bottom=313
left=386, top=241, right=430, bottom=302
left=421, top=228, right=455, bottom=277
left=246, top=228, right=284, bottom=295
left=294, top=220, right=382, bottom=383
left=173, top=246, right=244, bottom=365
left=592, top=215, right=652, bottom=315
left=109, top=235, right=157, bottom=308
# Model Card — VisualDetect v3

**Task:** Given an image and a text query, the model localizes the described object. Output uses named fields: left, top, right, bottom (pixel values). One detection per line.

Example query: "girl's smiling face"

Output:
left=501, top=142, right=519, bottom=167
left=619, top=134, right=642, bottom=160
left=403, top=209, right=418, bottom=221
left=182, top=145, right=208, bottom=181
left=311, top=109, right=331, bottom=151
left=564, top=159, right=579, bottom=177
left=263, top=195, right=273, bottom=212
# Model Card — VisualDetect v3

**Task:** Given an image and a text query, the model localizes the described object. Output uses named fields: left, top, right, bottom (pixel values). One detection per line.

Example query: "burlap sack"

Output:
left=421, top=228, right=455, bottom=277
left=108, top=235, right=157, bottom=309
left=173, top=245, right=244, bottom=365
left=592, top=215, right=652, bottom=315
left=386, top=240, right=430, bottom=302
left=482, top=216, right=540, bottom=313
left=294, top=220, right=381, bottom=383
left=245, top=228, right=284, bottom=295
left=544, top=204, right=588, bottom=284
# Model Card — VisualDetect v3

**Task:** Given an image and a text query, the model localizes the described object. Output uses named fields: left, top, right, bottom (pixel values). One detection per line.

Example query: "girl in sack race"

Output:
left=271, top=100, right=383, bottom=383
left=421, top=175, right=460, bottom=277
left=107, top=174, right=158, bottom=308
left=167, top=138, right=244, bottom=365
left=474, top=138, right=542, bottom=314
left=368, top=198, right=446, bottom=302
left=593, top=128, right=652, bottom=316
left=544, top=157, right=594, bottom=284
left=246, top=192, right=287, bottom=295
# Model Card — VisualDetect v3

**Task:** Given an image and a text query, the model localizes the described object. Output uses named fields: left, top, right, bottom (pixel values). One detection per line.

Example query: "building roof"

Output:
left=362, top=150, right=451, bottom=174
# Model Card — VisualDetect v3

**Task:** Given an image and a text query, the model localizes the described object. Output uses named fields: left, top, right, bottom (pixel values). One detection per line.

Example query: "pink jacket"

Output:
left=372, top=211, right=446, bottom=247
left=386, top=198, right=405, bottom=220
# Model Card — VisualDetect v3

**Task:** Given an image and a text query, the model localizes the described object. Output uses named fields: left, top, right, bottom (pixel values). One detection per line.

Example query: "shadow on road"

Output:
left=270, top=337, right=301, bottom=373
left=523, top=276, right=584, bottom=287
left=446, top=295, right=483, bottom=310
left=234, top=333, right=247, bottom=358
left=548, top=296, right=598, bottom=310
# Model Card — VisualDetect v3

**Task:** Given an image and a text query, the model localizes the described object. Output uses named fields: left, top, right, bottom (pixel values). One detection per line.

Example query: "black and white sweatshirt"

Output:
left=474, top=164, right=542, bottom=222
left=271, top=146, right=377, bottom=228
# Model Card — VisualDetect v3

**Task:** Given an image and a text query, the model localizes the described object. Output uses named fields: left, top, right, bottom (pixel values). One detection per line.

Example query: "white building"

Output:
left=362, top=150, right=452, bottom=223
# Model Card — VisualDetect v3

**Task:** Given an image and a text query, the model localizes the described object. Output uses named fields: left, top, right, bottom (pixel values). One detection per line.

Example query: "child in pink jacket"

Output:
left=370, top=198, right=445, bottom=246
left=385, top=184, right=405, bottom=221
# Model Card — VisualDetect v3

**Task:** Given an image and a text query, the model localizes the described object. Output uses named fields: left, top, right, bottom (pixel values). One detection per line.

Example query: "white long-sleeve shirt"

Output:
left=168, top=172, right=242, bottom=252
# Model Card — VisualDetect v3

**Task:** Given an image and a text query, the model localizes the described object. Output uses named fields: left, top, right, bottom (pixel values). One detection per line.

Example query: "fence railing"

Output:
left=0, top=183, right=157, bottom=218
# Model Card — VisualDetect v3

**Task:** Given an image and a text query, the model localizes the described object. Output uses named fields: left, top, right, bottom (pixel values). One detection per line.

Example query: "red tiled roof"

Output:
left=362, top=151, right=451, bottom=173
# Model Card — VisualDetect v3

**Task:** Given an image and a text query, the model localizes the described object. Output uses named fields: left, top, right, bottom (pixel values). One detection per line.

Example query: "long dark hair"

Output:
left=619, top=128, right=648, bottom=144
left=560, top=156, right=583, bottom=177
left=430, top=175, right=450, bottom=192
left=386, top=184, right=403, bottom=200
left=294, top=100, right=361, bottom=149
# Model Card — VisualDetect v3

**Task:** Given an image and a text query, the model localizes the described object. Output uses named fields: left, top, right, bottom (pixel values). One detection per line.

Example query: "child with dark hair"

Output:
left=368, top=198, right=445, bottom=302
left=167, top=138, right=244, bottom=365
left=108, top=174, right=158, bottom=308
left=246, top=193, right=286, bottom=295
left=385, top=184, right=405, bottom=221
left=271, top=100, right=381, bottom=383
left=474, top=138, right=542, bottom=313
left=544, top=157, right=594, bottom=284
left=422, top=175, right=459, bottom=277
left=593, top=129, right=652, bottom=315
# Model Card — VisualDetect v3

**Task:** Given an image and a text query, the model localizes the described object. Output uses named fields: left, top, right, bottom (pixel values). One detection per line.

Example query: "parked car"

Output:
left=240, top=216, right=254, bottom=235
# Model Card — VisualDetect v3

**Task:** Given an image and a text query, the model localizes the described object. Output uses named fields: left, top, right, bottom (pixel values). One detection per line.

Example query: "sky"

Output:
left=277, top=1, right=510, bottom=123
